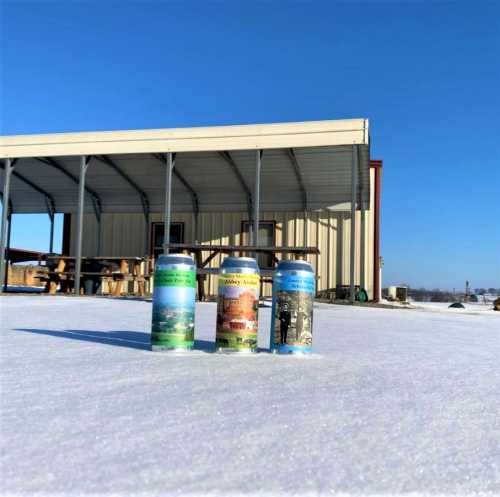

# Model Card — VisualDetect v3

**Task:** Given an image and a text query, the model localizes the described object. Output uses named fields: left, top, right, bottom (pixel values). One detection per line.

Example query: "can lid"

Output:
left=221, top=256, right=259, bottom=270
left=157, top=253, right=195, bottom=265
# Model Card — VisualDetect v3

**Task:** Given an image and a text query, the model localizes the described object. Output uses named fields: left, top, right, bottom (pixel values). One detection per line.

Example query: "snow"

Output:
left=1, top=296, right=499, bottom=496
left=409, top=301, right=497, bottom=314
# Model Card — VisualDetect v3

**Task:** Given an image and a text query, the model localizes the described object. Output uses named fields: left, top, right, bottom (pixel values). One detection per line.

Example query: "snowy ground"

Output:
left=1, top=296, right=499, bottom=496
left=411, top=301, right=496, bottom=314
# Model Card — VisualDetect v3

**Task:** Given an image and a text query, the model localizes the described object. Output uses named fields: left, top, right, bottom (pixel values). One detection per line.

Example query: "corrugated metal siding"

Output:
left=71, top=200, right=374, bottom=300
left=70, top=165, right=375, bottom=299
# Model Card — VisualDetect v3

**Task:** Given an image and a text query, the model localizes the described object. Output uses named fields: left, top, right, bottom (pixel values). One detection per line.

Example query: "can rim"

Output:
left=157, top=253, right=194, bottom=260
left=224, top=256, right=256, bottom=261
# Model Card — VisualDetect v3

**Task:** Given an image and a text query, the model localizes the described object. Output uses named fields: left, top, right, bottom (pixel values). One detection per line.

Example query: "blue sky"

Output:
left=1, top=0, right=499, bottom=290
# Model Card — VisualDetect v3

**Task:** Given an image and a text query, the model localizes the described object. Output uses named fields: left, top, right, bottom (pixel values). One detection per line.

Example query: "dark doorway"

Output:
left=241, top=221, right=276, bottom=268
left=151, top=222, right=185, bottom=258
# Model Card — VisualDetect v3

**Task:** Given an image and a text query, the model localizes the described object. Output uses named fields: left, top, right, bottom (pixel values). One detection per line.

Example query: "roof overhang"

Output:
left=0, top=119, right=371, bottom=214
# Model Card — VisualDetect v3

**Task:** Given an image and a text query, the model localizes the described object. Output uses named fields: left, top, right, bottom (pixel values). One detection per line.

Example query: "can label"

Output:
left=151, top=269, right=196, bottom=349
left=216, top=273, right=259, bottom=350
left=272, top=271, right=314, bottom=353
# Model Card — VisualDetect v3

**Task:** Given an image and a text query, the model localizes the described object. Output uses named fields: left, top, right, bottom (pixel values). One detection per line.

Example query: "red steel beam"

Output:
left=370, top=160, right=383, bottom=301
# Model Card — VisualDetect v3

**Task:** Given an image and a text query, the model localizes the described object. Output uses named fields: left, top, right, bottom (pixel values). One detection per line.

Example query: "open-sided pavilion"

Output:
left=0, top=119, right=376, bottom=302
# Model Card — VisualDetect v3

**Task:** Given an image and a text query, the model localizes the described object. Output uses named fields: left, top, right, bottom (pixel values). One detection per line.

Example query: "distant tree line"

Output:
left=398, top=287, right=500, bottom=303
left=474, top=288, right=500, bottom=295
left=407, top=288, right=456, bottom=302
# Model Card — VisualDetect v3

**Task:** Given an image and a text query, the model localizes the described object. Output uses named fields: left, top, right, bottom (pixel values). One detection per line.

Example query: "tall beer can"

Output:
left=151, top=253, right=196, bottom=351
left=216, top=256, right=260, bottom=353
left=270, top=259, right=315, bottom=354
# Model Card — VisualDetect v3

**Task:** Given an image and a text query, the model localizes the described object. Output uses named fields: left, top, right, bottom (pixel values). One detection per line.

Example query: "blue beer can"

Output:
left=151, top=253, right=196, bottom=351
left=270, top=259, right=315, bottom=354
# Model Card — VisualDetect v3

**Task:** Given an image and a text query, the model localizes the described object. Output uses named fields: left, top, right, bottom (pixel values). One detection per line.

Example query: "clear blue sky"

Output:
left=1, top=0, right=499, bottom=290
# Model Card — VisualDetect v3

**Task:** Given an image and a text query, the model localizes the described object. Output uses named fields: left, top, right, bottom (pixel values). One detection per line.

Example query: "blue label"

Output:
left=277, top=272, right=315, bottom=294
left=270, top=270, right=315, bottom=353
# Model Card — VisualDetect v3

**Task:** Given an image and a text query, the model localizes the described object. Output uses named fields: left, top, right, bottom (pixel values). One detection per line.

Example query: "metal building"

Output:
left=0, top=119, right=382, bottom=300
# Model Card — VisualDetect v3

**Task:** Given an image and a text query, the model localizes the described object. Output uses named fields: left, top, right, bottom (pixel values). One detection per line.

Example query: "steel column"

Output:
left=45, top=197, right=56, bottom=254
left=3, top=212, right=12, bottom=291
left=144, top=212, right=150, bottom=254
left=371, top=160, right=383, bottom=302
left=74, top=156, right=89, bottom=295
left=253, top=150, right=262, bottom=247
left=0, top=158, right=14, bottom=289
left=303, top=211, right=308, bottom=248
left=360, top=209, right=366, bottom=291
left=153, top=153, right=198, bottom=249
left=49, top=211, right=55, bottom=253
left=349, top=145, right=358, bottom=304
left=193, top=212, right=199, bottom=243
left=37, top=156, right=101, bottom=255
left=359, top=155, right=366, bottom=291
left=95, top=203, right=102, bottom=256
left=163, top=152, right=174, bottom=254
left=378, top=258, right=383, bottom=302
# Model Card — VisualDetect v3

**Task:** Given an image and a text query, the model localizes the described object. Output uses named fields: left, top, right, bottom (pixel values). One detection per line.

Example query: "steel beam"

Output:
left=163, top=152, right=174, bottom=254
left=38, top=156, right=102, bottom=256
left=349, top=145, right=358, bottom=304
left=95, top=155, right=151, bottom=254
left=95, top=155, right=150, bottom=215
left=171, top=164, right=199, bottom=243
left=0, top=160, right=57, bottom=254
left=152, top=153, right=199, bottom=214
left=153, top=153, right=200, bottom=244
left=74, top=156, right=90, bottom=295
left=286, top=149, right=309, bottom=248
left=36, top=157, right=102, bottom=220
left=1, top=161, right=56, bottom=211
left=286, top=148, right=308, bottom=210
left=219, top=151, right=253, bottom=220
left=0, top=158, right=14, bottom=290
left=173, top=154, right=199, bottom=214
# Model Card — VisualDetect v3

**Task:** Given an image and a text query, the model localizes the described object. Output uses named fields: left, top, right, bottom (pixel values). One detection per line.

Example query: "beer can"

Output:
left=151, top=253, right=196, bottom=351
left=216, top=256, right=260, bottom=353
left=270, top=259, right=315, bottom=354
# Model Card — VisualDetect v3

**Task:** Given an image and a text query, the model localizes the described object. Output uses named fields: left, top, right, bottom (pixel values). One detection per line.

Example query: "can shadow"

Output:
left=14, top=328, right=216, bottom=353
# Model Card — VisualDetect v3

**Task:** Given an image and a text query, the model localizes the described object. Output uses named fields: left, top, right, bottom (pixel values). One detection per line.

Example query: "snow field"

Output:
left=1, top=296, right=499, bottom=496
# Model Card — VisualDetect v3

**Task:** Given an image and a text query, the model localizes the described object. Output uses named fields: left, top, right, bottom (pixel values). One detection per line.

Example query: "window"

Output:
left=151, top=222, right=184, bottom=259
left=241, top=221, right=276, bottom=268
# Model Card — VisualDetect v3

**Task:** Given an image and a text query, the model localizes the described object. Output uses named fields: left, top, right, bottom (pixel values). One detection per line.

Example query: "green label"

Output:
left=155, top=269, right=196, bottom=288
left=151, top=332, right=194, bottom=348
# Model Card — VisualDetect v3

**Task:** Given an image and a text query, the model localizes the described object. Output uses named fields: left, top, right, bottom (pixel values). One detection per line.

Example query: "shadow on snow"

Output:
left=15, top=328, right=215, bottom=352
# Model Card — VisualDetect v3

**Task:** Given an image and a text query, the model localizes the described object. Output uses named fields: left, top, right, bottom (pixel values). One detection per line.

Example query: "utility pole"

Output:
left=465, top=280, right=470, bottom=303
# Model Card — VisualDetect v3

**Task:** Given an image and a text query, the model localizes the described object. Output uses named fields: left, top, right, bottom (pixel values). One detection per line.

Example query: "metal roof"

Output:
left=0, top=119, right=370, bottom=214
